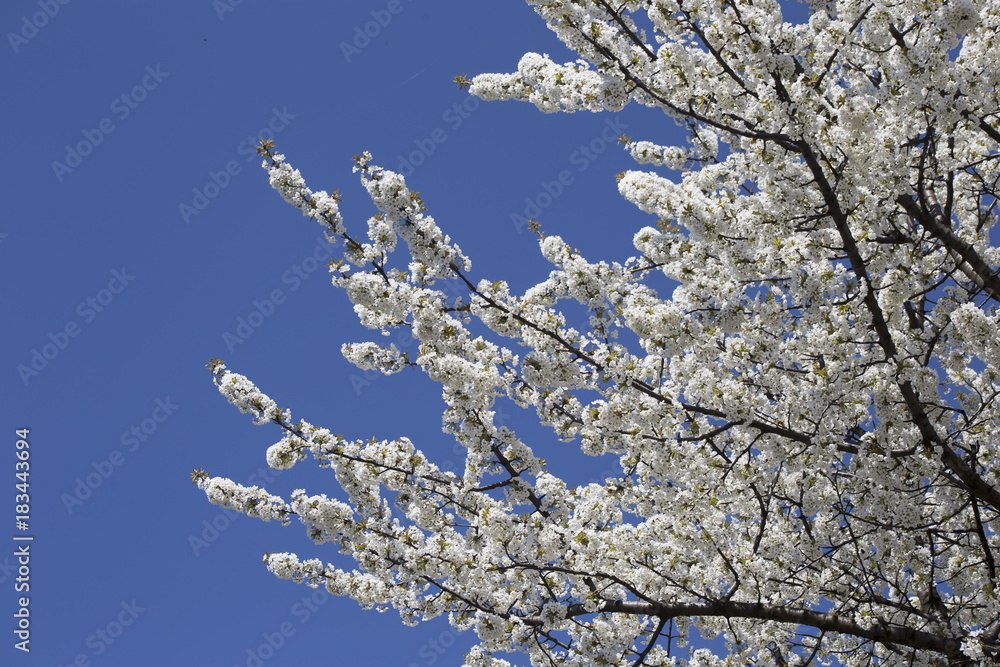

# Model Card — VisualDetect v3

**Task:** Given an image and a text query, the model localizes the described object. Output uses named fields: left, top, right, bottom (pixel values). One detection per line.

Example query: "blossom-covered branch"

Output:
left=195, top=1, right=1000, bottom=665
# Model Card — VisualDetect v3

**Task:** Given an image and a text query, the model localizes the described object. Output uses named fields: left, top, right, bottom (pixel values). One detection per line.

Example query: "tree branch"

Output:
left=521, top=599, right=964, bottom=658
left=896, top=193, right=1000, bottom=303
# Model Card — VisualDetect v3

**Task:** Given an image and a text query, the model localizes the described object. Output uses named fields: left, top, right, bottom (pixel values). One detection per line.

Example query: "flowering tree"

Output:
left=191, top=1, right=1000, bottom=665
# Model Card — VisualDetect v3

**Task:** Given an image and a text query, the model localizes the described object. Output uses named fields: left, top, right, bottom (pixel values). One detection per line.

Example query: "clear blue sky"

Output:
left=3, top=2, right=807, bottom=665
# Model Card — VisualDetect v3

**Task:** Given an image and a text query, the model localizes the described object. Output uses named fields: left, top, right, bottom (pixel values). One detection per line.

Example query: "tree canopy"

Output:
left=193, top=1, right=1000, bottom=664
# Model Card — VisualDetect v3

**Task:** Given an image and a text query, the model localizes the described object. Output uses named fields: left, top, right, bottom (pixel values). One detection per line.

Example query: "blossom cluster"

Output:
left=196, top=2, right=1000, bottom=665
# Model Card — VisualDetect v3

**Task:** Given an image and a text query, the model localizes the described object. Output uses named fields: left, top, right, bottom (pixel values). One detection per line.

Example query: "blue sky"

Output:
left=2, top=2, right=812, bottom=665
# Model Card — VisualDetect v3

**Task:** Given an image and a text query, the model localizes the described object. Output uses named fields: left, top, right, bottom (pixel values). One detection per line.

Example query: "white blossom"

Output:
left=196, top=2, right=1000, bottom=665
